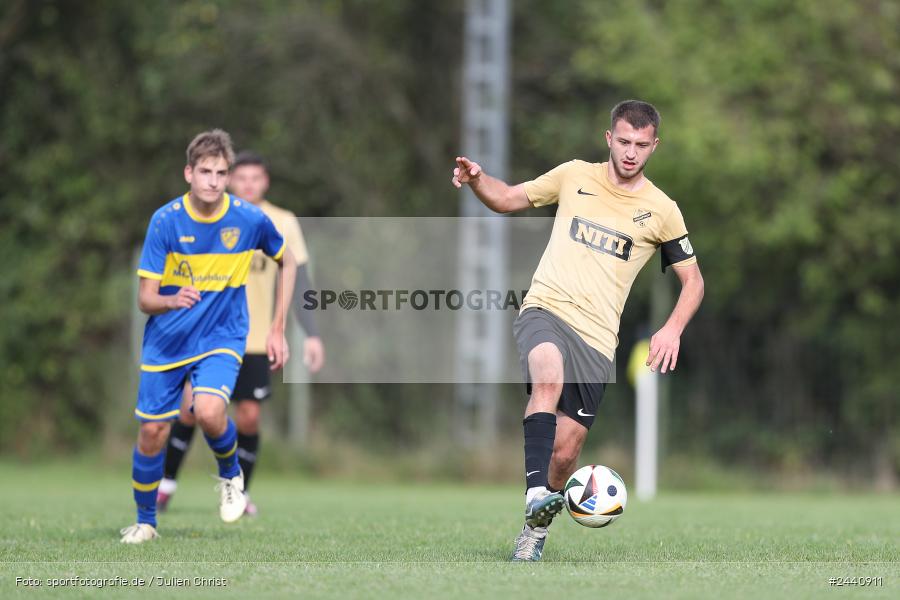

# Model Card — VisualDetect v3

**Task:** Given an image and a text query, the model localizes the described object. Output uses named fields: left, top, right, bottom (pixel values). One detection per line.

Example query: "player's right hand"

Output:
left=303, top=336, right=326, bottom=373
left=167, top=286, right=201, bottom=310
left=451, top=156, right=482, bottom=188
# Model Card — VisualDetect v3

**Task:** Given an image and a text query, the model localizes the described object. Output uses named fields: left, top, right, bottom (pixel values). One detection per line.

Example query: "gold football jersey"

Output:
left=522, top=160, right=696, bottom=360
left=244, top=200, right=309, bottom=355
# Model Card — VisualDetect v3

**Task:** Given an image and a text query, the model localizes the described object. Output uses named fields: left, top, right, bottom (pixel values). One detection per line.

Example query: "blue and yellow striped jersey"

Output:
left=136, top=193, right=285, bottom=371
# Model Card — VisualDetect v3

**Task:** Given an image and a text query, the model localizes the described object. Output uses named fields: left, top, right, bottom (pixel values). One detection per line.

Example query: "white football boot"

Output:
left=524, top=488, right=565, bottom=528
left=215, top=470, right=247, bottom=523
left=120, top=523, right=159, bottom=544
left=511, top=525, right=548, bottom=562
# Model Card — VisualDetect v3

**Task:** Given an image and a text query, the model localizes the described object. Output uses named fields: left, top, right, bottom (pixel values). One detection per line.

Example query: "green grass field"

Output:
left=0, top=461, right=896, bottom=599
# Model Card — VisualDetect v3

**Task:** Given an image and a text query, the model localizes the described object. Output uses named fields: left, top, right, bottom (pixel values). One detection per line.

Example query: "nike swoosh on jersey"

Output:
left=577, top=188, right=598, bottom=196
left=577, top=409, right=595, bottom=417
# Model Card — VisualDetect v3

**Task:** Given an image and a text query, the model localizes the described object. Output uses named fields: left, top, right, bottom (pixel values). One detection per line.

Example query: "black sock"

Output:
left=237, top=432, right=260, bottom=491
left=547, top=484, right=562, bottom=494
left=523, top=412, right=556, bottom=490
left=164, top=421, right=195, bottom=480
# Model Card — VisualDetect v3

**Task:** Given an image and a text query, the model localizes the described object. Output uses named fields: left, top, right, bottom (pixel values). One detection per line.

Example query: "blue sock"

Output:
left=132, top=446, right=165, bottom=527
left=204, top=418, right=240, bottom=479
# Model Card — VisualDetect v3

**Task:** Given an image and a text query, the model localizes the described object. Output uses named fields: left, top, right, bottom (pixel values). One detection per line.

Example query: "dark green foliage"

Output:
left=0, top=1, right=896, bottom=481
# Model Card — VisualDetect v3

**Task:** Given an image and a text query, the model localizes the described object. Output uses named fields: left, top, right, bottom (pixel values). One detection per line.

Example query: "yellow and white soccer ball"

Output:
left=564, top=465, right=628, bottom=528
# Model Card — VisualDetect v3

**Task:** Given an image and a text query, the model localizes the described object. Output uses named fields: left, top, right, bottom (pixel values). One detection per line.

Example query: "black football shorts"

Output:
left=513, top=307, right=612, bottom=429
left=232, top=353, right=272, bottom=402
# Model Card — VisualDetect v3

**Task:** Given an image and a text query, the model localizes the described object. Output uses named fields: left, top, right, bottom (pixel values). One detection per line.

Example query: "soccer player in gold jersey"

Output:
left=158, top=152, right=325, bottom=516
left=452, top=100, right=704, bottom=561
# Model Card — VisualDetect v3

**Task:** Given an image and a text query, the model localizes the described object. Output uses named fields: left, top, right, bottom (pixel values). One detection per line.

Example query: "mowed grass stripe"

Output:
left=0, top=462, right=896, bottom=599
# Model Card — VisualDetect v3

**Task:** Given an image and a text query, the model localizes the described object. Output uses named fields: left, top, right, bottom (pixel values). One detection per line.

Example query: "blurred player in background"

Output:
left=123, top=130, right=295, bottom=543
left=157, top=151, right=325, bottom=516
left=452, top=100, right=704, bottom=561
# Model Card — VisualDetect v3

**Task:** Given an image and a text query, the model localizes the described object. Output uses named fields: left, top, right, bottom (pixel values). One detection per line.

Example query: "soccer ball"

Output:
left=564, top=464, right=628, bottom=528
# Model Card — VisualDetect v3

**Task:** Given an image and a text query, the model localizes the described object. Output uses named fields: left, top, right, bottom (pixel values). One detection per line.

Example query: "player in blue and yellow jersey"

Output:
left=120, top=129, right=297, bottom=544
left=157, top=151, right=325, bottom=518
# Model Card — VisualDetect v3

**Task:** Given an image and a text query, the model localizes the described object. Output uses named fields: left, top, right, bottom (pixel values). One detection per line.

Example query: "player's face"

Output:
left=184, top=155, right=230, bottom=204
left=605, top=120, right=659, bottom=181
left=229, top=164, right=269, bottom=204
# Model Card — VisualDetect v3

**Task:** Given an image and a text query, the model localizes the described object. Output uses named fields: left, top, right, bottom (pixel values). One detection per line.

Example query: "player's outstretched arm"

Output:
left=646, top=263, right=704, bottom=374
left=267, top=248, right=297, bottom=371
left=137, top=278, right=200, bottom=315
left=451, top=156, right=531, bottom=213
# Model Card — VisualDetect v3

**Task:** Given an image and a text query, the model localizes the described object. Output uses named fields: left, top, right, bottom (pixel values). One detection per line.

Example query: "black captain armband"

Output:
left=660, top=234, right=695, bottom=272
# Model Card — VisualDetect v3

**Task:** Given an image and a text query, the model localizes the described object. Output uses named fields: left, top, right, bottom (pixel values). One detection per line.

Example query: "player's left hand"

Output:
left=303, top=336, right=325, bottom=373
left=267, top=329, right=289, bottom=371
left=646, top=325, right=681, bottom=374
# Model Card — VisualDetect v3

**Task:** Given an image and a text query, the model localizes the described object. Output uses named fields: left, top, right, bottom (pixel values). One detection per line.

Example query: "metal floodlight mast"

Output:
left=455, top=0, right=511, bottom=446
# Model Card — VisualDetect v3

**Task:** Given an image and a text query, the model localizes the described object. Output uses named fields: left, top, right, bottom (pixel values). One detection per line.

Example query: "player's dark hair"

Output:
left=610, top=100, right=661, bottom=136
left=186, top=129, right=235, bottom=167
left=232, top=151, right=269, bottom=174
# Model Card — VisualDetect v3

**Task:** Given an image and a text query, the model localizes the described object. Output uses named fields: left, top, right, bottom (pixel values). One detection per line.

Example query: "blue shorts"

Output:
left=135, top=352, right=241, bottom=422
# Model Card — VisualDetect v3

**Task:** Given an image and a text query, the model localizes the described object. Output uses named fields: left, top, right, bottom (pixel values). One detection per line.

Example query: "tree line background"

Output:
left=1, top=0, right=897, bottom=488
